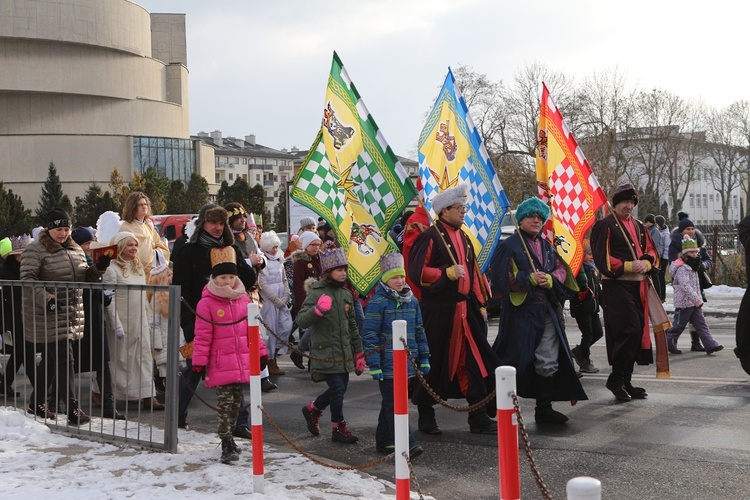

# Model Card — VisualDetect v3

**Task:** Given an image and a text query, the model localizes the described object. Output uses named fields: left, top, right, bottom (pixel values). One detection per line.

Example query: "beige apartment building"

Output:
left=0, top=0, right=215, bottom=208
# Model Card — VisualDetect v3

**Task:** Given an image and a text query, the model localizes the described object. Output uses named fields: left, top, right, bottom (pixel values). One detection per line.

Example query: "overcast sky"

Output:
left=135, top=0, right=749, bottom=158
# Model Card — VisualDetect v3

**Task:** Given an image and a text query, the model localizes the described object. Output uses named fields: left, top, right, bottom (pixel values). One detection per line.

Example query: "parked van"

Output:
left=151, top=214, right=196, bottom=250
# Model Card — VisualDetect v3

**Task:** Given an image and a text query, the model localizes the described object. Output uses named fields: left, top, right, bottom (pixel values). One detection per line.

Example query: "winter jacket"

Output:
left=668, top=227, right=709, bottom=264
left=658, top=226, right=670, bottom=260
left=570, top=262, right=601, bottom=318
left=291, top=249, right=321, bottom=316
left=296, top=279, right=362, bottom=377
left=669, top=259, right=703, bottom=309
left=192, top=281, right=268, bottom=388
left=20, top=230, right=104, bottom=343
left=361, top=282, right=429, bottom=379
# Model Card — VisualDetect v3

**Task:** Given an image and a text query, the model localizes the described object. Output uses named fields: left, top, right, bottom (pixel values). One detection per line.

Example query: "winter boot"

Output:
left=468, top=409, right=497, bottom=434
left=667, top=337, right=683, bottom=354
left=68, top=405, right=90, bottom=426
left=99, top=367, right=125, bottom=420
left=220, top=436, right=240, bottom=464
left=302, top=401, right=322, bottom=436
left=623, top=365, right=647, bottom=399
left=261, top=377, right=278, bottom=393
left=579, top=359, right=599, bottom=373
left=690, top=330, right=705, bottom=352
left=290, top=351, right=305, bottom=370
left=534, top=374, right=568, bottom=424
left=229, top=435, right=241, bottom=455
left=606, top=362, right=631, bottom=401
left=267, top=358, right=286, bottom=376
left=417, top=404, right=442, bottom=435
left=571, top=345, right=584, bottom=368
left=331, top=420, right=359, bottom=444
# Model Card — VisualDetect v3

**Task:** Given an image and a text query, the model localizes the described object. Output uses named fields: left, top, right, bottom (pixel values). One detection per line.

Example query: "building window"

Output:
left=229, top=173, right=234, bottom=181
left=233, top=157, right=239, bottom=164
left=272, top=159, right=277, bottom=166
left=242, top=174, right=247, bottom=181
left=242, top=158, right=247, bottom=164
left=215, top=173, right=220, bottom=183
left=689, top=194, right=694, bottom=207
left=215, top=157, right=219, bottom=167
left=703, top=194, right=707, bottom=208
left=256, top=174, right=261, bottom=182
left=281, top=175, right=287, bottom=183
left=133, top=136, right=196, bottom=184
left=709, top=194, right=714, bottom=202
left=259, top=159, right=266, bottom=165
left=734, top=195, right=739, bottom=207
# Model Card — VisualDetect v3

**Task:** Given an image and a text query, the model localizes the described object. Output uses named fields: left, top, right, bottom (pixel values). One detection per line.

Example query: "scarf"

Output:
left=206, top=276, right=247, bottom=300
left=379, top=281, right=413, bottom=304
left=684, top=255, right=702, bottom=271
left=198, top=230, right=225, bottom=249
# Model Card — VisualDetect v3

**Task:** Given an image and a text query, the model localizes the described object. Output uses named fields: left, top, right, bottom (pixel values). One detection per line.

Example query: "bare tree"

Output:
left=727, top=100, right=750, bottom=213
left=705, top=106, right=745, bottom=222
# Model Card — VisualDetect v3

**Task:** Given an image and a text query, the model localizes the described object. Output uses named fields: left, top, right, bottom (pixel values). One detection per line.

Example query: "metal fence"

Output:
left=0, top=279, right=181, bottom=452
left=701, top=224, right=739, bottom=255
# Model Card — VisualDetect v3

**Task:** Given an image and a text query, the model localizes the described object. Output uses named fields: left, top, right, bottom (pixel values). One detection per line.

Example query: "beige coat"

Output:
left=20, top=230, right=104, bottom=343
left=119, top=219, right=170, bottom=279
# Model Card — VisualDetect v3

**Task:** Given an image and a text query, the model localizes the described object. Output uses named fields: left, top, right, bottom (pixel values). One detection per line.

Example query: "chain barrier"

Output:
left=177, top=371, right=253, bottom=414
left=180, top=296, right=248, bottom=326
left=512, top=392, right=553, bottom=500
left=400, top=338, right=497, bottom=413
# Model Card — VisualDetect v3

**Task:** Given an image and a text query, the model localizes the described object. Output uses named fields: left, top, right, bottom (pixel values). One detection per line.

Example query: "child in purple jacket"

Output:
left=666, top=238, right=723, bottom=355
left=192, top=247, right=268, bottom=464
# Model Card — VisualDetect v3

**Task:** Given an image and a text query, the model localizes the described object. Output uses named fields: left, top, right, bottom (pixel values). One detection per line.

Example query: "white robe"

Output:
left=259, top=252, right=293, bottom=358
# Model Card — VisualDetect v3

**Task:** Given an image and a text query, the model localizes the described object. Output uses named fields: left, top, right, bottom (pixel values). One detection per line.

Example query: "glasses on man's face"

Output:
left=450, top=204, right=469, bottom=213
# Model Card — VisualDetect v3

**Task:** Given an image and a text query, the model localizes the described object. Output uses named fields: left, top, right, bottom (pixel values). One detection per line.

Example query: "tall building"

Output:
left=0, top=0, right=215, bottom=208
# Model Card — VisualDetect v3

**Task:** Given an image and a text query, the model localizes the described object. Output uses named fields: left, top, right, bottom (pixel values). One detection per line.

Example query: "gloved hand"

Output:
left=260, top=355, right=268, bottom=371
left=115, top=325, right=125, bottom=339
left=46, top=299, right=57, bottom=312
left=369, top=367, right=384, bottom=381
left=354, top=352, right=366, bottom=375
left=577, top=288, right=592, bottom=302
left=314, top=295, right=332, bottom=316
left=419, top=358, right=431, bottom=376
left=95, top=254, right=111, bottom=271
left=192, top=364, right=204, bottom=373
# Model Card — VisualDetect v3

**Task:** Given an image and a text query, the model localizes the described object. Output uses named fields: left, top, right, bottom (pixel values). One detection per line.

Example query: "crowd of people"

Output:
left=0, top=182, right=743, bottom=465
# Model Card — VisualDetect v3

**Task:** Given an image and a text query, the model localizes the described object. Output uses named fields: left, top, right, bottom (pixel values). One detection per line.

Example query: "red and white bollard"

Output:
left=247, top=302, right=264, bottom=493
left=392, top=319, right=410, bottom=500
left=496, top=366, right=520, bottom=499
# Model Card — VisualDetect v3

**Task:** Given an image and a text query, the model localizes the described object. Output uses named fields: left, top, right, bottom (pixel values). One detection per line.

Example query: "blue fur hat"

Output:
left=320, top=247, right=348, bottom=273
left=515, top=197, right=550, bottom=223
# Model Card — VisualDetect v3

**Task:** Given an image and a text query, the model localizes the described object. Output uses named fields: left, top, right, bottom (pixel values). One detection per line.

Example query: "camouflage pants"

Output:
left=216, top=383, right=243, bottom=438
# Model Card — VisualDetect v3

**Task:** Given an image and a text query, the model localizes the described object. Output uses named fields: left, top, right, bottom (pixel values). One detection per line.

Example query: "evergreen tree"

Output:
left=216, top=180, right=232, bottom=206
left=109, top=167, right=128, bottom=211
left=73, top=184, right=118, bottom=228
left=248, top=183, right=266, bottom=220
left=217, top=177, right=253, bottom=210
left=185, top=172, right=210, bottom=212
left=165, top=180, right=190, bottom=214
left=141, top=167, right=170, bottom=215
left=34, top=162, right=72, bottom=225
left=273, top=185, right=288, bottom=232
left=0, top=182, right=33, bottom=236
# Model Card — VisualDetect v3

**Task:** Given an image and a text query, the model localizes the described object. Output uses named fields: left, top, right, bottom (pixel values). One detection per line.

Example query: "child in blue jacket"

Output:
left=362, top=252, right=430, bottom=457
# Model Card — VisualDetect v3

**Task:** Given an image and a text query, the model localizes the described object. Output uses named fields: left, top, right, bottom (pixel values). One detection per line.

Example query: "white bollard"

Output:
left=566, top=476, right=601, bottom=500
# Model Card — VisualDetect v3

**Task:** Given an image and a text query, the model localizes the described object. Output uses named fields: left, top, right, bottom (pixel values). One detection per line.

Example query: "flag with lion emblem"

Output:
left=291, top=52, right=417, bottom=294
left=536, top=82, right=607, bottom=275
left=418, top=68, right=510, bottom=272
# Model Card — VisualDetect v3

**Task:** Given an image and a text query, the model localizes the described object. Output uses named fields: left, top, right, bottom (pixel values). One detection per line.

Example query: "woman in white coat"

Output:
left=258, top=231, right=293, bottom=376
left=103, top=232, right=164, bottom=410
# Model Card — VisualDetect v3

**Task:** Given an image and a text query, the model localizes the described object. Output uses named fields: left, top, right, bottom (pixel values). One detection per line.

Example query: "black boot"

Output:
left=220, top=436, right=240, bottom=464
left=99, top=367, right=125, bottom=420
left=690, top=330, right=705, bottom=352
left=468, top=409, right=498, bottom=433
left=534, top=374, right=568, bottom=424
left=623, top=365, right=647, bottom=399
left=606, top=361, right=631, bottom=401
left=417, top=404, right=442, bottom=435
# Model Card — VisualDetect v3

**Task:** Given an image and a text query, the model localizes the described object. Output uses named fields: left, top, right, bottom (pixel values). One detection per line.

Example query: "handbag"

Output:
left=178, top=341, right=194, bottom=359
left=698, top=266, right=713, bottom=290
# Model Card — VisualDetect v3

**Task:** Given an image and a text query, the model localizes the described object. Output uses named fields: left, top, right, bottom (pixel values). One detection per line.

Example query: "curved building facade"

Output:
left=0, top=0, right=212, bottom=208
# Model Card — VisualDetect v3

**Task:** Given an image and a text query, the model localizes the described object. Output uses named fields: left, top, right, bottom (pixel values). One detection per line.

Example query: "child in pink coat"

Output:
left=192, top=247, right=268, bottom=464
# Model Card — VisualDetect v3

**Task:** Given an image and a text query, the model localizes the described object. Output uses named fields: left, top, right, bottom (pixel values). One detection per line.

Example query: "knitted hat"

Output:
left=299, top=231, right=322, bottom=251
left=320, top=247, right=348, bottom=272
left=259, top=231, right=281, bottom=253
left=677, top=211, right=689, bottom=221
left=655, top=215, right=666, bottom=227
left=644, top=213, right=655, bottom=224
left=299, top=217, right=316, bottom=231
left=224, top=202, right=247, bottom=227
left=0, top=237, right=11, bottom=258
left=678, top=217, right=695, bottom=233
left=71, top=226, right=95, bottom=246
left=210, top=246, right=237, bottom=277
left=431, top=184, right=469, bottom=215
left=516, top=197, right=550, bottom=223
left=113, top=231, right=136, bottom=247
left=46, top=208, right=71, bottom=229
left=151, top=249, right=169, bottom=276
left=682, top=237, right=699, bottom=252
left=380, top=252, right=405, bottom=283
left=612, top=183, right=638, bottom=206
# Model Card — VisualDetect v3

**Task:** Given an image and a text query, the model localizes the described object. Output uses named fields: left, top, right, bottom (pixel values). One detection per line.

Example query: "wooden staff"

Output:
left=607, top=201, right=671, bottom=379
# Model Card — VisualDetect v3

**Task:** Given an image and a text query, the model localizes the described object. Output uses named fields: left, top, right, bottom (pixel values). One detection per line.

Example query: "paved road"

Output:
left=177, top=312, right=750, bottom=499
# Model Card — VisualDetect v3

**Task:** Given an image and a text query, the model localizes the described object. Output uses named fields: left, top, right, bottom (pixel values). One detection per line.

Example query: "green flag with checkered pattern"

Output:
left=291, top=52, right=417, bottom=294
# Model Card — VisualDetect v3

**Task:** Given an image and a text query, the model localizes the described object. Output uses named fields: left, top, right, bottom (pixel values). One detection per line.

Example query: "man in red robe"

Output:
left=408, top=184, right=499, bottom=434
left=590, top=184, right=660, bottom=401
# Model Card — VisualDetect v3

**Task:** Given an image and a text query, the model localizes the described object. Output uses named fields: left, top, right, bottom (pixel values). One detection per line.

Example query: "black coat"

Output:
left=172, top=242, right=257, bottom=342
left=0, top=257, right=23, bottom=351
left=735, top=216, right=750, bottom=374
left=72, top=288, right=111, bottom=373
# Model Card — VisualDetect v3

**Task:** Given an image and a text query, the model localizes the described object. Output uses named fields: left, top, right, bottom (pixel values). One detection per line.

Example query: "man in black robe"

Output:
left=407, top=184, right=499, bottom=435
left=590, top=184, right=660, bottom=401
left=735, top=215, right=750, bottom=375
